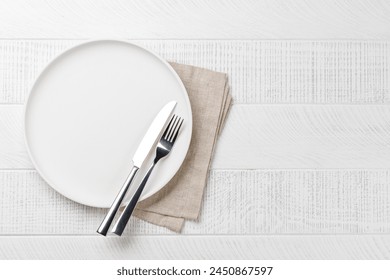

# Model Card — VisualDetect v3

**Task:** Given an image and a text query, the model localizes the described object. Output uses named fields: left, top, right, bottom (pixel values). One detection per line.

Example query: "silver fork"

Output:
left=111, top=115, right=184, bottom=236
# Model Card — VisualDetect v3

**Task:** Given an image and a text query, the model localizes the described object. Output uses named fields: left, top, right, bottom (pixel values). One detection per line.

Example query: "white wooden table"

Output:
left=1, top=0, right=390, bottom=259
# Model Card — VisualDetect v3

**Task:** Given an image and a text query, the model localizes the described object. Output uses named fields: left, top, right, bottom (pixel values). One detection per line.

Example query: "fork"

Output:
left=111, top=115, right=184, bottom=235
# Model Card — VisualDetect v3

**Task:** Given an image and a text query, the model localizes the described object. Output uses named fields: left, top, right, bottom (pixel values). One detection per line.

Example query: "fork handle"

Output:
left=111, top=162, right=157, bottom=236
left=97, top=166, right=139, bottom=236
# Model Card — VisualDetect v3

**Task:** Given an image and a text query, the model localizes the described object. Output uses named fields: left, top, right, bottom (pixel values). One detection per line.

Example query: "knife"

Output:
left=97, top=100, right=177, bottom=236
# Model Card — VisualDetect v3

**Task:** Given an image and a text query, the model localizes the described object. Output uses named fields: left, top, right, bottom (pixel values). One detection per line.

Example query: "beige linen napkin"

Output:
left=133, top=62, right=232, bottom=232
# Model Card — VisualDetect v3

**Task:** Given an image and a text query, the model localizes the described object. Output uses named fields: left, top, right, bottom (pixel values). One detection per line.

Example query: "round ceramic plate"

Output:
left=24, top=40, right=192, bottom=208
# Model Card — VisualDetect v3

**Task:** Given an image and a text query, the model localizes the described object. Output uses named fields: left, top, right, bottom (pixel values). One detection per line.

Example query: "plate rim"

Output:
left=24, top=39, right=193, bottom=208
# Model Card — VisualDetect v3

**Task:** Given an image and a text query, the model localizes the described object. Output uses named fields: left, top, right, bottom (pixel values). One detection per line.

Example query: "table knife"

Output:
left=97, top=100, right=177, bottom=236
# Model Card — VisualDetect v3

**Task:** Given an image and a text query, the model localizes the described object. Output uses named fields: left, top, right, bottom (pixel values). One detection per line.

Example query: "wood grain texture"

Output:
left=215, top=105, right=390, bottom=169
left=0, top=106, right=32, bottom=169
left=4, top=104, right=390, bottom=169
left=1, top=235, right=390, bottom=259
left=1, top=169, right=389, bottom=235
left=0, top=0, right=390, bottom=39
left=1, top=40, right=390, bottom=104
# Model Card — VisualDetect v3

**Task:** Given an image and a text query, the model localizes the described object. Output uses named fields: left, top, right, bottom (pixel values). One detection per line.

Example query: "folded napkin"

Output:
left=133, top=62, right=232, bottom=232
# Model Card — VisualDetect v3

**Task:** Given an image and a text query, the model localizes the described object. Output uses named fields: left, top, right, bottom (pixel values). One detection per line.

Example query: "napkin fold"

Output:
left=133, top=62, right=232, bottom=232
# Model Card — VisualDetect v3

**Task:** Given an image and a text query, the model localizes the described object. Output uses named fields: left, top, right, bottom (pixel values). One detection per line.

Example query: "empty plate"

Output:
left=24, top=40, right=192, bottom=208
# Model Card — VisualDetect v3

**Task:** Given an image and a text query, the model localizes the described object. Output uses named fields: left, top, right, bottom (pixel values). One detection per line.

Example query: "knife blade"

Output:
left=132, top=101, right=177, bottom=168
left=97, top=100, right=177, bottom=236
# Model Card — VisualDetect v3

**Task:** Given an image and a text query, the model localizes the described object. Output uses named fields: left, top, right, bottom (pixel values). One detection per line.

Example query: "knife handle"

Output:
left=97, top=166, right=139, bottom=236
left=111, top=162, right=156, bottom=236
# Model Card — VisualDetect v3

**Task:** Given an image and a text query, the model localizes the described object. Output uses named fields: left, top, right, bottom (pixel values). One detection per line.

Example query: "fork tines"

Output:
left=164, top=115, right=184, bottom=143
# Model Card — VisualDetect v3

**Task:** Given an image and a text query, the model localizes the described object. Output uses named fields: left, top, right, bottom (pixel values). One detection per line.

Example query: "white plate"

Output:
left=24, top=40, right=192, bottom=208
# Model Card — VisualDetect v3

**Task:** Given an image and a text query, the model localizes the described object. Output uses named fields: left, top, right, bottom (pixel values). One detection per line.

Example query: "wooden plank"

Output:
left=1, top=169, right=389, bottom=235
left=214, top=104, right=390, bottom=169
left=0, top=0, right=390, bottom=39
left=4, top=104, right=390, bottom=169
left=1, top=235, right=390, bottom=259
left=1, top=40, right=390, bottom=104
left=0, top=106, right=32, bottom=169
